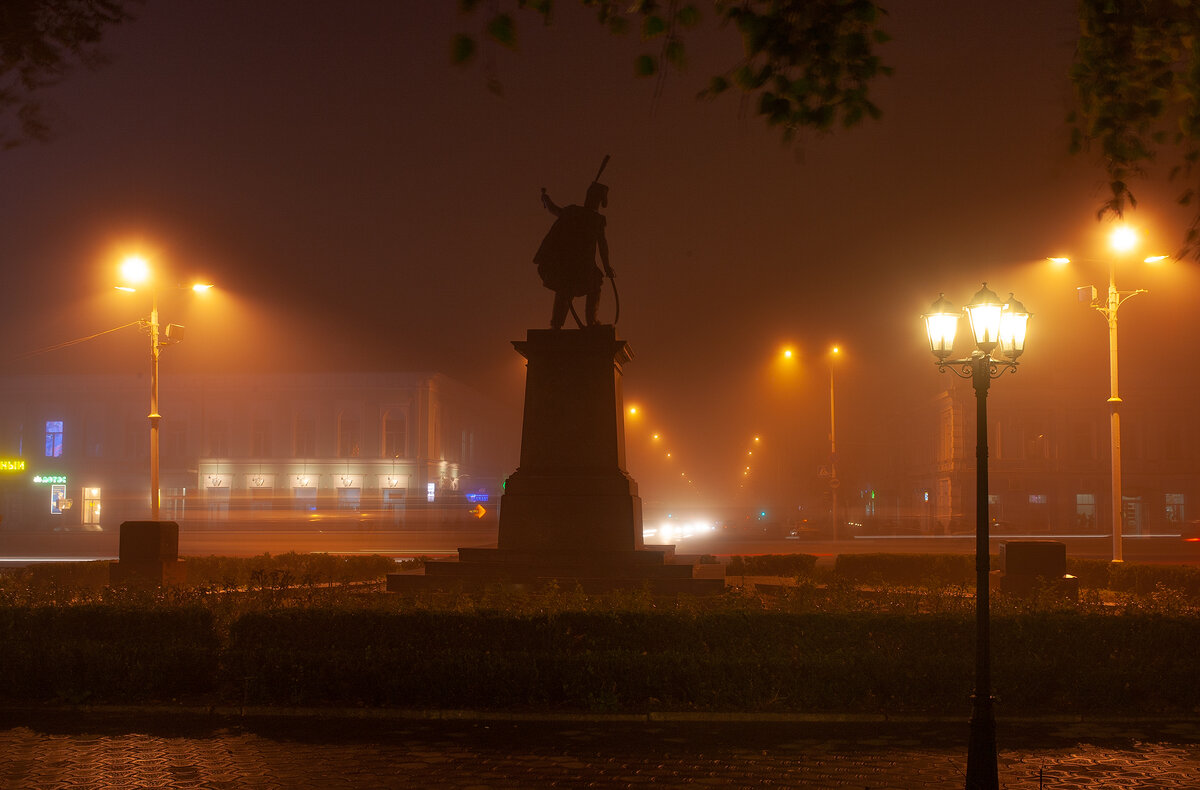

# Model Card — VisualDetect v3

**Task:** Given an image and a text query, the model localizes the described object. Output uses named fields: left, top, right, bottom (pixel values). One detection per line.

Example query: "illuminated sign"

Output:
left=34, top=475, right=67, bottom=485
left=426, top=482, right=436, bottom=503
left=465, top=492, right=489, bottom=503
left=0, top=459, right=25, bottom=472
left=50, top=484, right=66, bottom=515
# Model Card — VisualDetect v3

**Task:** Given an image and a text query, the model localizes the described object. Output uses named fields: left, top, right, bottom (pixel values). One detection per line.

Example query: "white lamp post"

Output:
left=1056, top=225, right=1164, bottom=562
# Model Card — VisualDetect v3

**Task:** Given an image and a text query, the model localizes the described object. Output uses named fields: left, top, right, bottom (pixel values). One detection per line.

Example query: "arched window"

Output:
left=382, top=409, right=407, bottom=459
left=337, top=411, right=361, bottom=458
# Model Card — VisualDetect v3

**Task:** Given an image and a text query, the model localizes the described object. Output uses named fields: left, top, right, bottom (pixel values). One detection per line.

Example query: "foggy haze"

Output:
left=2, top=1, right=1198, bottom=514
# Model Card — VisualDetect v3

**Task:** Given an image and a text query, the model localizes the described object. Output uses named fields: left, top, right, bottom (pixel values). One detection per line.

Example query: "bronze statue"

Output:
left=534, top=156, right=616, bottom=328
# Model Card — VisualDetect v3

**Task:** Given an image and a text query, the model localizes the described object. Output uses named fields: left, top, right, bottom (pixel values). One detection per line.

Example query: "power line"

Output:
left=10, top=321, right=142, bottom=360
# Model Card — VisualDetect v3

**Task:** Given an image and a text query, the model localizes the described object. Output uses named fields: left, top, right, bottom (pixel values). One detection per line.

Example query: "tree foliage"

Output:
left=0, top=0, right=135, bottom=149
left=1070, top=0, right=1200, bottom=258
left=452, top=0, right=892, bottom=137
left=455, top=0, right=1200, bottom=257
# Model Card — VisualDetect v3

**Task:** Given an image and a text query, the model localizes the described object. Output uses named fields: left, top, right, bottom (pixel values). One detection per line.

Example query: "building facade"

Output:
left=877, top=380, right=1200, bottom=536
left=0, top=371, right=515, bottom=532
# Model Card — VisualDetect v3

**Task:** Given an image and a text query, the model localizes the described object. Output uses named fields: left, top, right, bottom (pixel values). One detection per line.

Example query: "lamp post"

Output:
left=117, top=255, right=212, bottom=520
left=828, top=346, right=840, bottom=537
left=924, top=283, right=1030, bottom=790
left=1055, top=226, right=1163, bottom=562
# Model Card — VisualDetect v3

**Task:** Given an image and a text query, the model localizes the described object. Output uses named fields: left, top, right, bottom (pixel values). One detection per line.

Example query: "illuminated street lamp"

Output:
left=116, top=255, right=212, bottom=520
left=1057, top=225, right=1165, bottom=562
left=924, top=283, right=1031, bottom=790
left=827, top=346, right=841, bottom=537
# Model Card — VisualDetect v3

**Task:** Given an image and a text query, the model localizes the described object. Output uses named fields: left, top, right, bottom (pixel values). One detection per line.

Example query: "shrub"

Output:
left=725, top=554, right=818, bottom=577
left=1108, top=563, right=1200, bottom=599
left=833, top=553, right=987, bottom=586
left=222, top=608, right=1200, bottom=715
left=0, top=605, right=218, bottom=703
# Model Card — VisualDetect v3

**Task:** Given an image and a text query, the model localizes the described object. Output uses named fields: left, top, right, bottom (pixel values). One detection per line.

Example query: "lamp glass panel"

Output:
left=924, top=312, right=958, bottom=358
left=966, top=302, right=1002, bottom=350
left=998, top=308, right=1029, bottom=359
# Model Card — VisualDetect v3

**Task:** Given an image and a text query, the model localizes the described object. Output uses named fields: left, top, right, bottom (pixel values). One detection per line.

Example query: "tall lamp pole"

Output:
left=118, top=255, right=212, bottom=520
left=149, top=292, right=162, bottom=519
left=828, top=346, right=840, bottom=537
left=925, top=284, right=1030, bottom=790
left=1055, top=225, right=1162, bottom=562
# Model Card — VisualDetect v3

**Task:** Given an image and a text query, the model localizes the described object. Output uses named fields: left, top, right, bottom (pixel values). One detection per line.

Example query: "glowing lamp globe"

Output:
left=923, top=293, right=959, bottom=361
left=965, top=283, right=1004, bottom=353
left=997, top=294, right=1031, bottom=361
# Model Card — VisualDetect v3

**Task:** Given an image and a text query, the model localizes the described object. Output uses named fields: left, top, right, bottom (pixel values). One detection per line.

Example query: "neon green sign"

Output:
left=34, top=475, right=67, bottom=484
left=0, top=459, right=25, bottom=472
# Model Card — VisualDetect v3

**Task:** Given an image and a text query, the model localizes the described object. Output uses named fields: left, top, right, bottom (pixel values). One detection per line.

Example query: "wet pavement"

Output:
left=2, top=710, right=1198, bottom=788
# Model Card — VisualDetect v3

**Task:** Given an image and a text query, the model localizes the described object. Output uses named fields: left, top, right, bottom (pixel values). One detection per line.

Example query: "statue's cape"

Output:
left=534, top=205, right=605, bottom=295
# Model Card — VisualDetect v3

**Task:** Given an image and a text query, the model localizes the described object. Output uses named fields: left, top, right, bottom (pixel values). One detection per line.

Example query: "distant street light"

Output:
left=116, top=255, right=213, bottom=520
left=924, top=283, right=1031, bottom=790
left=1052, top=225, right=1165, bottom=562
left=827, top=345, right=841, bottom=538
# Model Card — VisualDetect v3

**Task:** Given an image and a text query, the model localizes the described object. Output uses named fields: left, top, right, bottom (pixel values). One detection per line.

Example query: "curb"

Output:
left=4, top=705, right=1200, bottom=727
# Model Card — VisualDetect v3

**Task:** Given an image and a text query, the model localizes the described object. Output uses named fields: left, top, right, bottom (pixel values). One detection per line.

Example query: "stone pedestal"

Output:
left=389, top=326, right=721, bottom=594
left=109, top=520, right=187, bottom=587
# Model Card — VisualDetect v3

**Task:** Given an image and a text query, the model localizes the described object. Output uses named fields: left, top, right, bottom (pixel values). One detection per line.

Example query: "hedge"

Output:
left=833, top=553, right=985, bottom=586
left=224, top=609, right=1200, bottom=715
left=725, top=554, right=819, bottom=577
left=0, top=605, right=218, bottom=703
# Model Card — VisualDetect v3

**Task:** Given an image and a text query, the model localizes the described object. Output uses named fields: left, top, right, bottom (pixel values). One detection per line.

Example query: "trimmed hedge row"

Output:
left=225, top=609, right=1200, bottom=714
left=0, top=605, right=218, bottom=703
left=833, top=553, right=983, bottom=586
left=0, top=553, right=398, bottom=594
left=832, top=553, right=1200, bottom=596
left=2, top=604, right=1197, bottom=714
left=725, top=554, right=819, bottom=577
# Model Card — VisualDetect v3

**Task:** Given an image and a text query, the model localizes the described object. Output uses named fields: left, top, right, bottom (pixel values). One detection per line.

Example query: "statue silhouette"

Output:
left=534, top=158, right=615, bottom=328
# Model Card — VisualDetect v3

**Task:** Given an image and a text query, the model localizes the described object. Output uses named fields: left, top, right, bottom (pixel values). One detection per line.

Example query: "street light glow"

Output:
left=1143, top=255, right=1168, bottom=263
left=1047, top=257, right=1070, bottom=265
left=1109, top=225, right=1138, bottom=253
left=192, top=283, right=214, bottom=292
left=120, top=255, right=151, bottom=284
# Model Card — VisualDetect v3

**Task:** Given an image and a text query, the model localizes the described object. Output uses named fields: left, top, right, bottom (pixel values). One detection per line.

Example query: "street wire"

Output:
left=10, top=320, right=142, bottom=360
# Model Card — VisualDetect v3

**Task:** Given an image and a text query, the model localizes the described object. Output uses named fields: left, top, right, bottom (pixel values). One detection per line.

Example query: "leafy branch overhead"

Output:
left=452, top=0, right=892, bottom=136
left=456, top=0, right=1200, bottom=259
left=0, top=0, right=136, bottom=149
left=1070, top=0, right=1200, bottom=258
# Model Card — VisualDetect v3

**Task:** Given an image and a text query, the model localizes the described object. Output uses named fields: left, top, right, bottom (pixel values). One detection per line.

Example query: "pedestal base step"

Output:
left=387, top=545, right=724, bottom=595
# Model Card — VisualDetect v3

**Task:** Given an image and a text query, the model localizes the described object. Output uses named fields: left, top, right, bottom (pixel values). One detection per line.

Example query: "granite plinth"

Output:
left=394, top=326, right=719, bottom=595
left=109, top=520, right=187, bottom=588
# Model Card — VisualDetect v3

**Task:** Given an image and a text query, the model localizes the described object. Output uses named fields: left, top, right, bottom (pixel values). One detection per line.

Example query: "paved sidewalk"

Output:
left=2, top=711, right=1198, bottom=788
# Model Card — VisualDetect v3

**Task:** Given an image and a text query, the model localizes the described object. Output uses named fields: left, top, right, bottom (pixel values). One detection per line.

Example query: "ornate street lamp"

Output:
left=924, top=283, right=1031, bottom=790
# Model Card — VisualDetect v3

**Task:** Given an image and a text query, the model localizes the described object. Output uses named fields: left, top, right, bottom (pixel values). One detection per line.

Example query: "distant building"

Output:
left=0, top=372, right=515, bottom=531
left=875, top=380, right=1200, bottom=536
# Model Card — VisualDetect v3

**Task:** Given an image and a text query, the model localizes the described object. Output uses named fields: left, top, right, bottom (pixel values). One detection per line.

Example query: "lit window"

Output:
left=83, top=488, right=102, bottom=526
left=1166, top=493, right=1185, bottom=523
left=1029, top=494, right=1047, bottom=505
left=50, top=484, right=66, bottom=514
left=45, top=420, right=64, bottom=458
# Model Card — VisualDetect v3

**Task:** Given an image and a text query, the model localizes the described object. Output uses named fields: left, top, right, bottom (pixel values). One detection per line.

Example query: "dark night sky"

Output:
left=2, top=1, right=1197, bottom=510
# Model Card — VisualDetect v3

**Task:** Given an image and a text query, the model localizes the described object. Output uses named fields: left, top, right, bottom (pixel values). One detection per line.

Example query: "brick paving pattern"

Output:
left=1, top=714, right=1197, bottom=788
